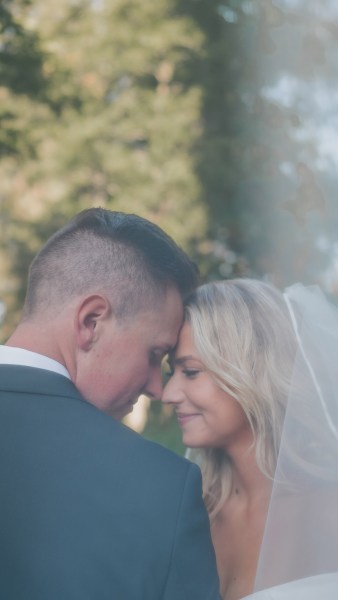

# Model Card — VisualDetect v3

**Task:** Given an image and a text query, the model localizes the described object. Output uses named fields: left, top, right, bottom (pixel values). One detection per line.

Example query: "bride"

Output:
left=162, top=278, right=338, bottom=599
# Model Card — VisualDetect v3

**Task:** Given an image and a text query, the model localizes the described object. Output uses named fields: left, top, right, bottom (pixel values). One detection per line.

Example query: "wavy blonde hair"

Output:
left=185, top=279, right=297, bottom=520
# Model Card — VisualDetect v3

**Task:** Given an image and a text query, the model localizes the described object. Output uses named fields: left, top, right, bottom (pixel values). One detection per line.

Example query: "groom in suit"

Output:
left=0, top=208, right=220, bottom=599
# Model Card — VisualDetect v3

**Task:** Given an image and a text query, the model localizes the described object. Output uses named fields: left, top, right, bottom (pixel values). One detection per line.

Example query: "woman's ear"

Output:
left=75, top=294, right=111, bottom=351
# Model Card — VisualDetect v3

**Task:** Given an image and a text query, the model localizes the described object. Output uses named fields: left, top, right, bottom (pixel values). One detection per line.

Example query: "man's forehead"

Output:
left=150, top=288, right=183, bottom=318
left=145, top=298, right=183, bottom=341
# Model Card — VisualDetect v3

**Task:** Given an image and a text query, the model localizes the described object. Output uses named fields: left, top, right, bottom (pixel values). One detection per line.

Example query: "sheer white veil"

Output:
left=246, top=283, right=338, bottom=598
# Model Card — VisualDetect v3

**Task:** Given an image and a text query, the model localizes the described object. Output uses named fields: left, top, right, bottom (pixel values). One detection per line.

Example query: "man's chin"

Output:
left=110, top=402, right=135, bottom=421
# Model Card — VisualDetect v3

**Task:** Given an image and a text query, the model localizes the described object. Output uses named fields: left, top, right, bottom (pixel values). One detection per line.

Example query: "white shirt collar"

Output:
left=0, top=345, right=71, bottom=380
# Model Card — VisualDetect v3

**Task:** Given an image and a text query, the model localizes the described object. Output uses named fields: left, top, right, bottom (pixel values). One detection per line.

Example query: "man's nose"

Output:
left=144, top=367, right=164, bottom=401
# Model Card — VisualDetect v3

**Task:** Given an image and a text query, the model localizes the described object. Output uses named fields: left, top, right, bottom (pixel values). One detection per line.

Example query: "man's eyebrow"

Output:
left=152, top=345, right=172, bottom=353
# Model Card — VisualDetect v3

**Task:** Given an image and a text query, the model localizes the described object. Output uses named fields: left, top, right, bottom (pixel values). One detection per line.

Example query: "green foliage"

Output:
left=0, top=0, right=209, bottom=339
left=143, top=403, right=185, bottom=456
left=0, top=0, right=47, bottom=98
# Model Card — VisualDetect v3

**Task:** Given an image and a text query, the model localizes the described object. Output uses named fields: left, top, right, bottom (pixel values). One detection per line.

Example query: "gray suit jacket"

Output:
left=0, top=365, right=221, bottom=599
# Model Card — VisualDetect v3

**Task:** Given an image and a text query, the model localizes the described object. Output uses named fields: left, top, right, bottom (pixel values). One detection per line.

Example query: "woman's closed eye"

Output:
left=182, top=368, right=200, bottom=378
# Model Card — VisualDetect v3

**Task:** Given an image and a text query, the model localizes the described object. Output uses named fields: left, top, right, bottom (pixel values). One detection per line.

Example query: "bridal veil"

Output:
left=244, top=283, right=338, bottom=599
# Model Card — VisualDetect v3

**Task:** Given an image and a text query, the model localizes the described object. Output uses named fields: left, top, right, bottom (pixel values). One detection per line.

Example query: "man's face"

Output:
left=75, top=286, right=184, bottom=419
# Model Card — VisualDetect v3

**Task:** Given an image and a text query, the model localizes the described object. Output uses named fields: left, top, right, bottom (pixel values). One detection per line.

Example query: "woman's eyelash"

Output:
left=182, top=369, right=199, bottom=377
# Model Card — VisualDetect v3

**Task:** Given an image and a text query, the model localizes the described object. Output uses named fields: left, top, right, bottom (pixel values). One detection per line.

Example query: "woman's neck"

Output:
left=212, top=445, right=272, bottom=600
left=222, top=429, right=271, bottom=502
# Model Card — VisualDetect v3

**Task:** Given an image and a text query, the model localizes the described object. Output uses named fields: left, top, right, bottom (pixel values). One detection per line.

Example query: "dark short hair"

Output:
left=23, top=207, right=199, bottom=318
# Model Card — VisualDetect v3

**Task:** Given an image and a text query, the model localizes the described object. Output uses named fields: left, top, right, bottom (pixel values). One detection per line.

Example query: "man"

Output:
left=0, top=208, right=221, bottom=599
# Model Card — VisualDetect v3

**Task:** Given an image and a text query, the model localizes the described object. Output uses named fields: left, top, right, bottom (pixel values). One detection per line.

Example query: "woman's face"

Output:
left=162, top=321, right=252, bottom=451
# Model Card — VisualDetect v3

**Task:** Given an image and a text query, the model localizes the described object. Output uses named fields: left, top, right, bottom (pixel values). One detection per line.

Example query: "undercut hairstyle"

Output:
left=184, top=279, right=298, bottom=520
left=22, top=208, right=199, bottom=320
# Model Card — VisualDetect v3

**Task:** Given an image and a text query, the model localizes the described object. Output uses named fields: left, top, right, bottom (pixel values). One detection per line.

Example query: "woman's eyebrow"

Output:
left=173, top=355, right=198, bottom=365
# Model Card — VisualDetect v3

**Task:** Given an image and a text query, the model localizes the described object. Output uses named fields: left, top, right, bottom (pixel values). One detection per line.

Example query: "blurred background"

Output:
left=1, top=0, right=338, bottom=454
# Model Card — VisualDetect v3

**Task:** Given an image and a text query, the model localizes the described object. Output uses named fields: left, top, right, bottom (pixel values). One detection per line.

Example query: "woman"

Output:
left=162, top=279, right=338, bottom=600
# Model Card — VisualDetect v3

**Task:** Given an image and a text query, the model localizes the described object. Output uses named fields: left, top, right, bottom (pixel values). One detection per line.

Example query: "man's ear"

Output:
left=75, top=294, right=111, bottom=351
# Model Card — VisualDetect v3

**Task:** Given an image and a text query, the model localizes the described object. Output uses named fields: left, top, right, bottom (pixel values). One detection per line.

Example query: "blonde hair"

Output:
left=185, top=279, right=297, bottom=519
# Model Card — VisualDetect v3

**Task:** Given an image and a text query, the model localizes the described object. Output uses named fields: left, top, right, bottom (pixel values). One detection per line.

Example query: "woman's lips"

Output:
left=176, top=412, right=199, bottom=427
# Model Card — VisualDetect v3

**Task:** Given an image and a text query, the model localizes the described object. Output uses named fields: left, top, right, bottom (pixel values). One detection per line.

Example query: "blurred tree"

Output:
left=183, top=0, right=338, bottom=288
left=143, top=0, right=338, bottom=450
left=0, top=0, right=209, bottom=339
left=1, top=0, right=338, bottom=453
left=0, top=0, right=51, bottom=330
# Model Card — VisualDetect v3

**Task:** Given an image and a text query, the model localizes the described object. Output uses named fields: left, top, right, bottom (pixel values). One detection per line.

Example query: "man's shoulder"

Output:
left=97, top=412, right=193, bottom=474
left=0, top=364, right=194, bottom=478
left=75, top=406, right=198, bottom=499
